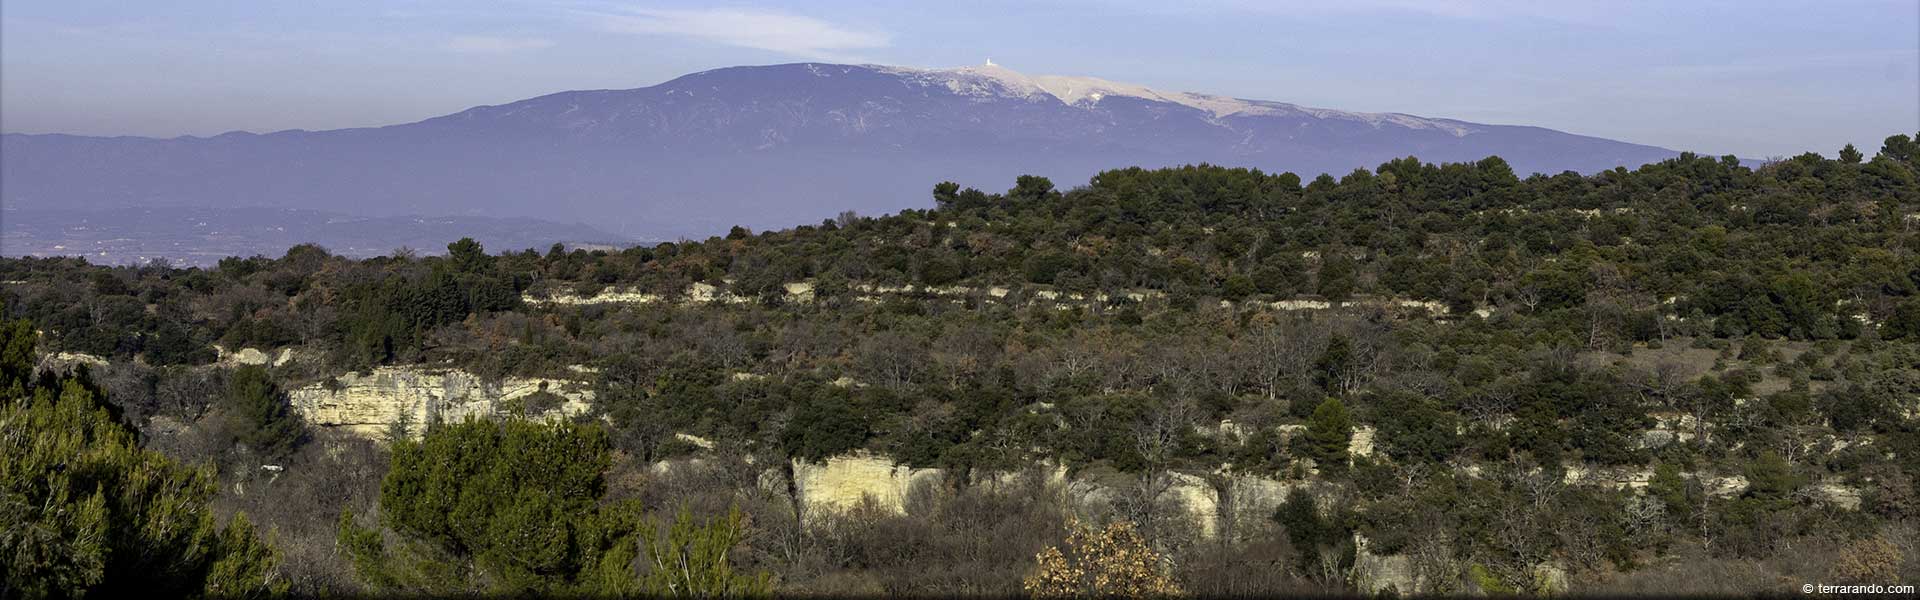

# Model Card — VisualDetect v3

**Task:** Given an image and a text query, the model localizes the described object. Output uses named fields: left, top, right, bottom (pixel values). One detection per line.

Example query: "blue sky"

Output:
left=2, top=0, right=1915, bottom=158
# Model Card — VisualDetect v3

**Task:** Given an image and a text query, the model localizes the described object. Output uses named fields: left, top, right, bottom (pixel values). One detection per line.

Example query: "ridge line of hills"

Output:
left=3, top=62, right=1681, bottom=251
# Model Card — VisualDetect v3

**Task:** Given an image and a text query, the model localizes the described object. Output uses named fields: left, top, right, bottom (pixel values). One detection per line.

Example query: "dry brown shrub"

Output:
left=1833, top=536, right=1901, bottom=583
left=1024, top=518, right=1181, bottom=598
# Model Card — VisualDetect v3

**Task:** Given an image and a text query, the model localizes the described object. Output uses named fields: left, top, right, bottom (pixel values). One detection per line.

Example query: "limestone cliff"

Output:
left=212, top=344, right=299, bottom=368
left=287, top=366, right=594, bottom=440
left=525, top=280, right=1464, bottom=317
left=37, top=351, right=108, bottom=373
left=779, top=451, right=1301, bottom=542
left=789, top=452, right=945, bottom=517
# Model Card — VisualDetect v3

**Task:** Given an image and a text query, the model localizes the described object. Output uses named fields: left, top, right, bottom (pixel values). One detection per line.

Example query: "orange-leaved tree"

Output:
left=1023, top=518, right=1180, bottom=598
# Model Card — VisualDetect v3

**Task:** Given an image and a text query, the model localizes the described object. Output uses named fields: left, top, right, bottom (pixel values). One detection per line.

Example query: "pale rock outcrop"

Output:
left=686, top=282, right=748, bottom=304
left=1216, top=474, right=1306, bottom=542
left=219, top=346, right=303, bottom=368
left=1271, top=299, right=1334, bottom=311
left=524, top=287, right=662, bottom=305
left=1813, top=481, right=1862, bottom=510
left=1532, top=563, right=1570, bottom=594
left=288, top=366, right=594, bottom=440
left=1162, top=472, right=1221, bottom=539
left=525, top=279, right=1473, bottom=322
left=789, top=452, right=943, bottom=518
left=39, top=351, right=108, bottom=372
left=1708, top=475, right=1750, bottom=497
left=675, top=433, right=716, bottom=450
left=782, top=450, right=1300, bottom=543
left=782, top=282, right=815, bottom=302
left=1352, top=534, right=1419, bottom=595
left=979, top=462, right=1072, bottom=491
left=1560, top=466, right=1864, bottom=506
left=1563, top=465, right=1658, bottom=490
left=1639, top=429, right=1681, bottom=449
left=1395, top=299, right=1449, bottom=314
left=1349, top=426, right=1377, bottom=458
left=213, top=344, right=270, bottom=367
left=1353, top=533, right=1567, bottom=595
left=1208, top=419, right=1257, bottom=443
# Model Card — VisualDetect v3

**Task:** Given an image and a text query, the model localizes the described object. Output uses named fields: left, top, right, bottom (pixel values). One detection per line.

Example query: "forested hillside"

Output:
left=6, top=134, right=1920, bottom=596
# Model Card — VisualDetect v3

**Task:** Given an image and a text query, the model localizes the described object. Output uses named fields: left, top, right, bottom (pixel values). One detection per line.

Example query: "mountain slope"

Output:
left=1, top=62, right=1680, bottom=238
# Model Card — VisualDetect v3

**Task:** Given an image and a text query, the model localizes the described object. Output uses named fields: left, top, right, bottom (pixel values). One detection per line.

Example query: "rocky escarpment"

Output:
left=788, top=452, right=950, bottom=516
left=762, top=450, right=1305, bottom=544
left=767, top=424, right=1377, bottom=540
left=213, top=344, right=299, bottom=368
left=526, top=281, right=1474, bottom=318
left=287, top=366, right=594, bottom=440
left=701, top=411, right=1869, bottom=596
left=37, top=351, right=108, bottom=373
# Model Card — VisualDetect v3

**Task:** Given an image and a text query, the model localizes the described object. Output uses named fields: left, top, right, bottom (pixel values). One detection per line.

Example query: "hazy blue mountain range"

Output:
left=2, top=62, right=1682, bottom=240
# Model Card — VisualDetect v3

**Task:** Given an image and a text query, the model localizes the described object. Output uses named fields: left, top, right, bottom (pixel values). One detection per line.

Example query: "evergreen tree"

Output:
left=1272, top=487, right=1354, bottom=577
left=932, top=181, right=962, bottom=210
left=2, top=375, right=285, bottom=598
left=224, top=365, right=304, bottom=460
left=0, top=319, right=35, bottom=397
left=1300, top=397, right=1353, bottom=468
left=638, top=506, right=773, bottom=597
left=1883, top=297, right=1920, bottom=340
left=1314, top=335, right=1352, bottom=393
left=1744, top=451, right=1801, bottom=501
left=1648, top=462, right=1691, bottom=518
left=445, top=237, right=490, bottom=274
left=341, top=418, right=768, bottom=595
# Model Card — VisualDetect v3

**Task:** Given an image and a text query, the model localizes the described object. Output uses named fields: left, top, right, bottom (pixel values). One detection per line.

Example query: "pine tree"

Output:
left=2, top=376, right=285, bottom=598
left=638, top=506, right=773, bottom=597
left=1745, top=451, right=1800, bottom=501
left=1301, top=397, right=1353, bottom=468
left=342, top=418, right=770, bottom=595
left=1648, top=462, right=1690, bottom=517
left=224, top=365, right=304, bottom=460
left=0, top=319, right=35, bottom=397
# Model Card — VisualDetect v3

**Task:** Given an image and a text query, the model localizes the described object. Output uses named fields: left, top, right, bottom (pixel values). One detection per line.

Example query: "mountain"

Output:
left=1, top=62, right=1681, bottom=239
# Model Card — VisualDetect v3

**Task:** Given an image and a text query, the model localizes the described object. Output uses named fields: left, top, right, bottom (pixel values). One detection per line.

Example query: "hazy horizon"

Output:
left=4, top=1, right=1917, bottom=159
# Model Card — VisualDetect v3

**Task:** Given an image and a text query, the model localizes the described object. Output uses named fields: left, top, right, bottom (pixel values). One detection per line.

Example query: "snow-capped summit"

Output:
left=873, top=62, right=1474, bottom=135
left=3, top=61, right=1679, bottom=239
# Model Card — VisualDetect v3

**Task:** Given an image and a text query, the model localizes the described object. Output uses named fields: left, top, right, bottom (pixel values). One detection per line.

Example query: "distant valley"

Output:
left=0, top=207, right=632, bottom=266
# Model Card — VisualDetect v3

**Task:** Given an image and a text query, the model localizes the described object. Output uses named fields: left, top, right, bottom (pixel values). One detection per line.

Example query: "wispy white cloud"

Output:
left=575, top=7, right=890, bottom=60
left=444, top=35, right=556, bottom=54
left=1069, top=0, right=1657, bottom=26
left=1284, top=0, right=1620, bottom=22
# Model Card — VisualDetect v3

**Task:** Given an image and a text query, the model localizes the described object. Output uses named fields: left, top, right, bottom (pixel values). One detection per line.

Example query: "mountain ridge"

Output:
left=2, top=62, right=1683, bottom=239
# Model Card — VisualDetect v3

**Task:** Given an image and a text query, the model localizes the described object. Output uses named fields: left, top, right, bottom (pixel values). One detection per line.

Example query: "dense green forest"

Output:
left=5, top=134, right=1920, bottom=596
